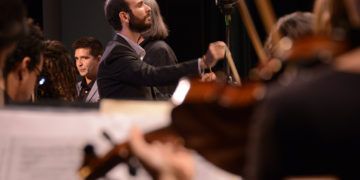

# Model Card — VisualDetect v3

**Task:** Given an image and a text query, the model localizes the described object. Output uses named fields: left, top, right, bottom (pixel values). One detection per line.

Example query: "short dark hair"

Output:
left=72, top=36, right=104, bottom=57
left=3, top=21, right=44, bottom=77
left=104, top=0, right=130, bottom=31
left=0, top=0, right=27, bottom=50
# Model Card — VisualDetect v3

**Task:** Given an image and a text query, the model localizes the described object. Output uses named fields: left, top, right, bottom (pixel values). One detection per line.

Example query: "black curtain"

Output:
left=156, top=0, right=314, bottom=79
left=23, top=0, right=314, bottom=79
left=23, top=0, right=43, bottom=28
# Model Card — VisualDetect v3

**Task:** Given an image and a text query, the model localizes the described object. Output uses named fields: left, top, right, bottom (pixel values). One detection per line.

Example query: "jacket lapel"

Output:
left=85, top=81, right=99, bottom=103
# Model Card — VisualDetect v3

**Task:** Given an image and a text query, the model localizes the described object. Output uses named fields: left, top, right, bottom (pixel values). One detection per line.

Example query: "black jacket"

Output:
left=141, top=39, right=178, bottom=100
left=97, top=35, right=199, bottom=100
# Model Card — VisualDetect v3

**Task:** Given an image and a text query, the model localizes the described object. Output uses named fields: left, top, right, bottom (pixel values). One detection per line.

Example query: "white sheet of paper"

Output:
left=0, top=100, right=240, bottom=180
left=0, top=108, right=100, bottom=179
left=0, top=102, right=172, bottom=180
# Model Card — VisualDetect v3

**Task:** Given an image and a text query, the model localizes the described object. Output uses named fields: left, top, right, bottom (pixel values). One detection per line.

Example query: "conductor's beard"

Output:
left=129, top=12, right=152, bottom=33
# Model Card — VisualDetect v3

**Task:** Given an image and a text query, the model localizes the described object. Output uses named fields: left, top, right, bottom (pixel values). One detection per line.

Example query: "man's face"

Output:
left=126, top=0, right=152, bottom=32
left=14, top=55, right=44, bottom=102
left=75, top=48, right=100, bottom=79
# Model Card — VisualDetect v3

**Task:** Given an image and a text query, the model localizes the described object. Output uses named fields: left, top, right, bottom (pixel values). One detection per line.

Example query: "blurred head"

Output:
left=265, top=12, right=315, bottom=59
left=105, top=0, right=152, bottom=32
left=3, top=21, right=44, bottom=103
left=36, top=40, right=78, bottom=102
left=72, top=37, right=103, bottom=82
left=0, top=0, right=27, bottom=70
left=141, top=0, right=168, bottom=40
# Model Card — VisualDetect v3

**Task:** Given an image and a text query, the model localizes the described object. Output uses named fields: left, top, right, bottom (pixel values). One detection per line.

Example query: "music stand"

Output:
left=215, top=0, right=238, bottom=83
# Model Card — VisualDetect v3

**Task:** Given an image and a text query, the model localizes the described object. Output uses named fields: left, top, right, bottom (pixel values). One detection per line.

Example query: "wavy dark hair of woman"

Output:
left=36, top=40, right=78, bottom=102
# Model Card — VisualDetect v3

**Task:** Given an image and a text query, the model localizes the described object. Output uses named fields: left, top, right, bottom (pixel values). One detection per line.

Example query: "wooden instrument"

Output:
left=237, top=0, right=269, bottom=66
left=78, top=127, right=182, bottom=180
left=225, top=47, right=242, bottom=85
left=78, top=79, right=265, bottom=179
left=170, top=79, right=265, bottom=175
left=78, top=0, right=353, bottom=179
left=77, top=0, right=275, bottom=178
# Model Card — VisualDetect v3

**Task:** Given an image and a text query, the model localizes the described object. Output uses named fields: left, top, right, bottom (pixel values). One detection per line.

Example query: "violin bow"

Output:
left=236, top=0, right=269, bottom=65
left=254, top=0, right=280, bottom=43
left=225, top=47, right=242, bottom=85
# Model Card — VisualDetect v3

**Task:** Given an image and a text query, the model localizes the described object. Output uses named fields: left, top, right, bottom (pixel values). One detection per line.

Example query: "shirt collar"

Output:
left=117, top=33, right=146, bottom=60
left=81, top=79, right=95, bottom=91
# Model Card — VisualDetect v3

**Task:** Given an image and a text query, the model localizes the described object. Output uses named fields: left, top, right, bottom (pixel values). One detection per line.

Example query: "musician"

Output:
left=126, top=10, right=319, bottom=180
left=246, top=0, right=360, bottom=179
left=36, top=40, right=78, bottom=102
left=264, top=12, right=314, bottom=59
left=3, top=21, right=44, bottom=104
left=98, top=0, right=226, bottom=100
left=139, top=0, right=178, bottom=100
left=73, top=37, right=103, bottom=103
left=0, top=0, right=27, bottom=105
left=255, top=11, right=315, bottom=81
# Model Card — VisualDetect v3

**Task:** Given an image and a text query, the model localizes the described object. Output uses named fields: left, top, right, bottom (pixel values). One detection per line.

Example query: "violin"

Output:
left=251, top=35, right=349, bottom=82
left=77, top=79, right=265, bottom=179
left=170, top=79, right=265, bottom=175
left=78, top=127, right=182, bottom=180
left=78, top=1, right=353, bottom=179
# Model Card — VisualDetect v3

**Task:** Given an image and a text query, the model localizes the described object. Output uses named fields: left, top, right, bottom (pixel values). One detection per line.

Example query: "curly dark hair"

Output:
left=36, top=40, right=78, bottom=102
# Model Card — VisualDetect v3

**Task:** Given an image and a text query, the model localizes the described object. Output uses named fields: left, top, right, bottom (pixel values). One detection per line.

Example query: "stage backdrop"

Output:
left=24, top=0, right=313, bottom=79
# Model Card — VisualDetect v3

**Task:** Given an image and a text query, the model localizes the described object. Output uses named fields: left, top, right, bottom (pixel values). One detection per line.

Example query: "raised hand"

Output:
left=201, top=41, right=227, bottom=68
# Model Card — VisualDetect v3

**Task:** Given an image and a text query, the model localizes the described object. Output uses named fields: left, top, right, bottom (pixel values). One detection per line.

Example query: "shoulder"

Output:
left=146, top=40, right=176, bottom=59
left=106, top=39, right=133, bottom=54
left=144, top=40, right=172, bottom=51
left=106, top=35, right=137, bottom=55
left=101, top=39, right=138, bottom=65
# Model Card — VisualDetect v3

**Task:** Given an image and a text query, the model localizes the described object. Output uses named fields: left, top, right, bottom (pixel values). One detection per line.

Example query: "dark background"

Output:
left=23, top=0, right=314, bottom=79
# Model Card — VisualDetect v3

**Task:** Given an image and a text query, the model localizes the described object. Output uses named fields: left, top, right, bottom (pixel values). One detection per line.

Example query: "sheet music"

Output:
left=0, top=101, right=240, bottom=180
left=5, top=137, right=82, bottom=180
left=98, top=100, right=173, bottom=143
left=0, top=102, right=172, bottom=180
left=0, top=138, right=10, bottom=180
left=0, top=108, right=102, bottom=180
